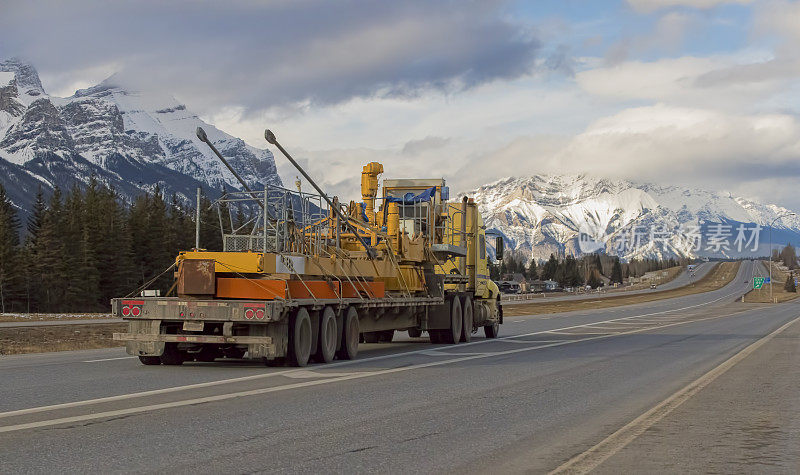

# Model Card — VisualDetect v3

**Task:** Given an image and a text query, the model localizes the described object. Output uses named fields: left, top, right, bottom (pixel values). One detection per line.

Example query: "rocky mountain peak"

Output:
left=0, top=58, right=46, bottom=98
left=0, top=58, right=282, bottom=219
left=469, top=174, right=800, bottom=261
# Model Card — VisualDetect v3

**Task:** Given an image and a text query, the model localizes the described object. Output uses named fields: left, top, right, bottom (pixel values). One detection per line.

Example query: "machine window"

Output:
left=480, top=235, right=486, bottom=259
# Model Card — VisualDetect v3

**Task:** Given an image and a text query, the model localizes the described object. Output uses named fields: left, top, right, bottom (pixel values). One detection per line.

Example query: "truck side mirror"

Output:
left=495, top=236, right=504, bottom=261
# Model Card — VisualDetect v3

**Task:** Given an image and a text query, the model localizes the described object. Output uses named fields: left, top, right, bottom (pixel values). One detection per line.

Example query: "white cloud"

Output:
left=755, top=0, right=800, bottom=56
left=626, top=0, right=754, bottom=13
left=0, top=0, right=541, bottom=115
left=577, top=53, right=796, bottom=110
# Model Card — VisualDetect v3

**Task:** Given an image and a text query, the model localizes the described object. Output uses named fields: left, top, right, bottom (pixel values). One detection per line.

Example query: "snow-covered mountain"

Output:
left=468, top=175, right=800, bottom=261
left=0, top=58, right=280, bottom=215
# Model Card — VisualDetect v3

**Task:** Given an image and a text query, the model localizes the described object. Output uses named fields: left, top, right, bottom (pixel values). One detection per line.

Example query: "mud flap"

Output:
left=126, top=319, right=164, bottom=356
left=248, top=322, right=287, bottom=358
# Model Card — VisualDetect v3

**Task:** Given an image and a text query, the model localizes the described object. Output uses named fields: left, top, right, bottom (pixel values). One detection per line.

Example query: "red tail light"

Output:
left=245, top=309, right=255, bottom=319
left=131, top=306, right=141, bottom=317
left=122, top=306, right=131, bottom=316
left=255, top=309, right=265, bottom=319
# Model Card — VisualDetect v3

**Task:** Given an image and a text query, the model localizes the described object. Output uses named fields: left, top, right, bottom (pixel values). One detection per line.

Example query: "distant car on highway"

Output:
left=650, top=283, right=657, bottom=289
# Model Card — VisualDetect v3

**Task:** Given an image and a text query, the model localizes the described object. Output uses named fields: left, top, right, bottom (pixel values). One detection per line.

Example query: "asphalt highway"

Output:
left=502, top=261, right=715, bottom=305
left=1, top=260, right=798, bottom=473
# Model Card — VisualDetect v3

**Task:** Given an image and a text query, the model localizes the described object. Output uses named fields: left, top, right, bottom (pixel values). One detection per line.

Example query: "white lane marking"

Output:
left=0, top=311, right=750, bottom=434
left=553, top=331, right=613, bottom=335
left=496, top=339, right=568, bottom=344
left=550, top=314, right=800, bottom=475
left=82, top=356, right=137, bottom=363
left=0, top=275, right=749, bottom=421
left=609, top=321, right=660, bottom=325
left=420, top=349, right=499, bottom=356
left=587, top=325, right=636, bottom=331
left=283, top=370, right=355, bottom=379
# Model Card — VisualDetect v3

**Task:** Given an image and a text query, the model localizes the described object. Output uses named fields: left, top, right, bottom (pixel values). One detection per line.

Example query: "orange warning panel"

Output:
left=215, top=278, right=287, bottom=300
left=287, top=280, right=341, bottom=299
left=342, top=281, right=385, bottom=298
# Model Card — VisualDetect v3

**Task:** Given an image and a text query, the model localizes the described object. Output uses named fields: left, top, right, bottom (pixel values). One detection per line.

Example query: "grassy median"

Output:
left=503, top=261, right=741, bottom=317
left=0, top=323, right=126, bottom=355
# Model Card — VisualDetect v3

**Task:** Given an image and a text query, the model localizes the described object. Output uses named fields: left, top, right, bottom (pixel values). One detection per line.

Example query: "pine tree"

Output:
left=0, top=184, right=21, bottom=313
left=36, top=187, right=66, bottom=311
left=198, top=193, right=224, bottom=252
left=587, top=272, right=601, bottom=289
left=610, top=257, right=623, bottom=284
left=784, top=274, right=796, bottom=293
left=541, top=254, right=559, bottom=281
left=27, top=186, right=46, bottom=246
left=527, top=258, right=538, bottom=280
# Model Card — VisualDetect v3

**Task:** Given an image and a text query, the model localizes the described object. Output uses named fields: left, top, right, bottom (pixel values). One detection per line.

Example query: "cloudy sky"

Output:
left=2, top=0, right=799, bottom=208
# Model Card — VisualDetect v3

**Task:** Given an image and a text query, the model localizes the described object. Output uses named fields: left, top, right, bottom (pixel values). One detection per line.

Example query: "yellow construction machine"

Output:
left=112, top=128, right=502, bottom=366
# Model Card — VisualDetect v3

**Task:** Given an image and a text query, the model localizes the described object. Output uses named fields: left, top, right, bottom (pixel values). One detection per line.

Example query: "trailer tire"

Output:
left=315, top=306, right=337, bottom=364
left=461, top=296, right=473, bottom=343
left=408, top=328, right=422, bottom=338
left=288, top=308, right=313, bottom=367
left=138, top=355, right=161, bottom=365
left=336, top=306, right=359, bottom=360
left=160, top=343, right=185, bottom=366
left=443, top=296, right=462, bottom=344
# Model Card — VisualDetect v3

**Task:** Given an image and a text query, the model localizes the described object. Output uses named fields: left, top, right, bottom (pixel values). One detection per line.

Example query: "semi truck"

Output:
left=112, top=128, right=503, bottom=366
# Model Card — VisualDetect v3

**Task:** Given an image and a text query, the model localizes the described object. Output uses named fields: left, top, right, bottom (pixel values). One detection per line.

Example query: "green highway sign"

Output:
left=754, top=277, right=765, bottom=289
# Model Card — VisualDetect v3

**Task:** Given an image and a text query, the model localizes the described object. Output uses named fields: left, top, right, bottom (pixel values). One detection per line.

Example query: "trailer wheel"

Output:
left=288, top=308, right=313, bottom=367
left=408, top=328, right=422, bottom=338
left=315, top=306, right=337, bottom=364
left=138, top=355, right=161, bottom=365
left=160, top=343, right=185, bottom=366
left=443, top=296, right=462, bottom=344
left=461, top=296, right=473, bottom=343
left=336, top=306, right=359, bottom=360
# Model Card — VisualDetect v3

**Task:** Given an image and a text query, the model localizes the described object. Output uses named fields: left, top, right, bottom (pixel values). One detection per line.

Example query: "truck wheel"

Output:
left=484, top=321, right=500, bottom=339
left=315, top=306, right=337, bottom=364
left=408, top=328, right=422, bottom=338
left=288, top=308, right=313, bottom=367
left=336, top=306, right=359, bottom=360
left=443, top=297, right=462, bottom=344
left=378, top=330, right=395, bottom=343
left=461, top=296, right=473, bottom=343
left=160, top=343, right=184, bottom=365
left=138, top=355, right=161, bottom=365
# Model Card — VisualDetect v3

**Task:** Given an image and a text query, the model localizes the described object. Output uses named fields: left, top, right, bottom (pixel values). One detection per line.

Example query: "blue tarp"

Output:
left=385, top=186, right=436, bottom=205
